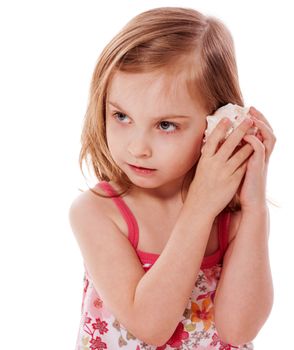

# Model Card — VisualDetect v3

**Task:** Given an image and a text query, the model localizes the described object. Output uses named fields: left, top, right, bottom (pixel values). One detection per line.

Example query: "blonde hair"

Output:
left=78, top=7, right=245, bottom=210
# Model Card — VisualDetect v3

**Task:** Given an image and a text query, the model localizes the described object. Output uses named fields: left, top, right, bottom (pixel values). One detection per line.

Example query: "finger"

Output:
left=231, top=161, right=249, bottom=197
left=216, top=118, right=254, bottom=161
left=243, top=134, right=266, bottom=164
left=227, top=143, right=254, bottom=173
left=251, top=118, right=272, bottom=139
left=251, top=118, right=276, bottom=161
left=233, top=159, right=248, bottom=180
left=249, top=106, right=273, bottom=132
left=202, top=118, right=232, bottom=157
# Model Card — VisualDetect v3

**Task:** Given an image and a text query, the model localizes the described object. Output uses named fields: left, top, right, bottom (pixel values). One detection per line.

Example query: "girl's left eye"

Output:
left=158, top=121, right=178, bottom=134
left=112, top=112, right=179, bottom=134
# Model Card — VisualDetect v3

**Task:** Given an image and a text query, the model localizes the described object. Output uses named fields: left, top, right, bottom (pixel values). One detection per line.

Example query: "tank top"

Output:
left=74, top=181, right=254, bottom=350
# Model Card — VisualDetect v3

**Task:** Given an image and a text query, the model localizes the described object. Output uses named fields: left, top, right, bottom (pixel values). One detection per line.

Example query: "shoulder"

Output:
left=68, top=184, right=114, bottom=234
left=69, top=185, right=104, bottom=211
left=69, top=181, right=120, bottom=212
left=68, top=185, right=134, bottom=265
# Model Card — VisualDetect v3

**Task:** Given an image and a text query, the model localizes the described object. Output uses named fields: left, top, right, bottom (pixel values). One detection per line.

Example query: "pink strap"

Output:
left=97, top=181, right=231, bottom=265
left=218, top=210, right=230, bottom=255
left=97, top=181, right=139, bottom=248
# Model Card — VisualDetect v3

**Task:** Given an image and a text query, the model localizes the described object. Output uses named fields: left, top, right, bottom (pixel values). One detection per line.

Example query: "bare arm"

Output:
left=214, top=107, right=276, bottom=345
left=133, top=198, right=215, bottom=344
left=214, top=205, right=274, bottom=345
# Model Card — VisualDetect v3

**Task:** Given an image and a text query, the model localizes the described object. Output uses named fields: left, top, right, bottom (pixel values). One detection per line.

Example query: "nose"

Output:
left=127, top=135, right=152, bottom=158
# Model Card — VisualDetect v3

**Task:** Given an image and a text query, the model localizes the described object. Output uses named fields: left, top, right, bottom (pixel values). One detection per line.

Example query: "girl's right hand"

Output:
left=186, top=117, right=255, bottom=218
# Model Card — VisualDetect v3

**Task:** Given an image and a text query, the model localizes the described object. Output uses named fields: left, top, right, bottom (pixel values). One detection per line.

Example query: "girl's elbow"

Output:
left=141, top=332, right=169, bottom=347
left=138, top=324, right=172, bottom=347
left=145, top=323, right=180, bottom=347
left=215, top=317, right=258, bottom=346
left=216, top=328, right=257, bottom=347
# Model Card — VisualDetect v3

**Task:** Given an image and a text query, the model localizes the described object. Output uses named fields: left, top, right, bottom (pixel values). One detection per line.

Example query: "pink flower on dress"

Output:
left=203, top=266, right=221, bottom=287
left=83, top=312, right=92, bottom=326
left=89, top=335, right=107, bottom=349
left=92, top=318, right=109, bottom=334
left=156, top=322, right=189, bottom=349
left=89, top=290, right=112, bottom=319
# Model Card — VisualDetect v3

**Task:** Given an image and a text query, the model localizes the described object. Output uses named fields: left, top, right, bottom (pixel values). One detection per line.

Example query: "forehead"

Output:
left=107, top=69, right=206, bottom=117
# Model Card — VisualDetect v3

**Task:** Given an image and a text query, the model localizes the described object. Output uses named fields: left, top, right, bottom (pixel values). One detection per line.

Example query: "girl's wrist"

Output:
left=241, top=202, right=268, bottom=215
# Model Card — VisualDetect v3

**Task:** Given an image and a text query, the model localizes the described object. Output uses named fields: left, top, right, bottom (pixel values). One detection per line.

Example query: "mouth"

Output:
left=128, top=164, right=156, bottom=170
left=128, top=163, right=157, bottom=175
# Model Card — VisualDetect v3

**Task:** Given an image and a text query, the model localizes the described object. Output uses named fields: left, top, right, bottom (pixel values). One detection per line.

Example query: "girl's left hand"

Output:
left=238, top=106, right=276, bottom=211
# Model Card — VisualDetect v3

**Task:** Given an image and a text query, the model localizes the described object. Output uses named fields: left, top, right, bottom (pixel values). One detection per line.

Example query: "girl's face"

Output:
left=106, top=69, right=208, bottom=190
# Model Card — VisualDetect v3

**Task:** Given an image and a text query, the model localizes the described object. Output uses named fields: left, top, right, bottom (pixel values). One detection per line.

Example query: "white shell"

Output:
left=203, top=103, right=258, bottom=143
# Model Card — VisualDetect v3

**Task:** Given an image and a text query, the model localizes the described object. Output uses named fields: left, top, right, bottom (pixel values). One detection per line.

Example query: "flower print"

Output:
left=84, top=275, right=90, bottom=293
left=112, top=319, right=121, bottom=331
left=195, top=273, right=206, bottom=288
left=210, top=333, right=239, bottom=350
left=94, top=297, right=103, bottom=309
left=81, top=313, right=110, bottom=348
left=199, top=285, right=207, bottom=293
left=197, top=291, right=214, bottom=302
left=82, top=335, right=90, bottom=348
left=81, top=275, right=90, bottom=311
left=203, top=266, right=221, bottom=286
left=183, top=307, right=192, bottom=319
left=156, top=322, right=189, bottom=349
left=210, top=333, right=220, bottom=347
left=83, top=312, right=92, bottom=326
left=210, top=291, right=216, bottom=304
left=118, top=335, right=128, bottom=347
left=191, top=298, right=214, bottom=331
left=89, top=336, right=107, bottom=349
left=126, top=330, right=137, bottom=340
left=197, top=290, right=217, bottom=303
left=92, top=318, right=109, bottom=334
left=89, top=290, right=112, bottom=319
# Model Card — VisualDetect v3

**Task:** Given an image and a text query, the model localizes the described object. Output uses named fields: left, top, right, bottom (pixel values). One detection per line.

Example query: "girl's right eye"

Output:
left=112, top=112, right=129, bottom=123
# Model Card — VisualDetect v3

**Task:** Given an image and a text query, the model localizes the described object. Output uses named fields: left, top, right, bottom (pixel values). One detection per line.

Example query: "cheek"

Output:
left=183, top=130, right=204, bottom=150
left=180, top=132, right=204, bottom=164
left=106, top=118, right=129, bottom=144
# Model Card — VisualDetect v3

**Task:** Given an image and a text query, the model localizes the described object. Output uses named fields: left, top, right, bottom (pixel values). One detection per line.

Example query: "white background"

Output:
left=0, top=1, right=293, bottom=349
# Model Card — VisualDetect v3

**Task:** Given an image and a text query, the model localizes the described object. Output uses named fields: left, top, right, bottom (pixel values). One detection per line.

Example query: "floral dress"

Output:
left=74, top=181, right=254, bottom=350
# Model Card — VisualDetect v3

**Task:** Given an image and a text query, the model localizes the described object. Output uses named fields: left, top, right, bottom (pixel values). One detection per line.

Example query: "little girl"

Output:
left=69, top=7, right=275, bottom=350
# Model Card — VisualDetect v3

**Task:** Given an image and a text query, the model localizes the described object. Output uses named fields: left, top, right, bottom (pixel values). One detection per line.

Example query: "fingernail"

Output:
left=250, top=106, right=259, bottom=115
left=222, top=118, right=231, bottom=126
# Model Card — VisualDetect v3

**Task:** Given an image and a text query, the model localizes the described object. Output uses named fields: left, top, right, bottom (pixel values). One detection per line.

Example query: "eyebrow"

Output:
left=108, top=101, right=192, bottom=121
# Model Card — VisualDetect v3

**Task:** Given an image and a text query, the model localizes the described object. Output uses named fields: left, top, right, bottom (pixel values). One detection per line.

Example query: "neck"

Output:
left=126, top=165, right=196, bottom=206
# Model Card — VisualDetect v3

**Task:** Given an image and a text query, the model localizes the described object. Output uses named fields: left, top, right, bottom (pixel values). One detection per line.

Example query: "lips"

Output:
left=129, top=164, right=156, bottom=170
